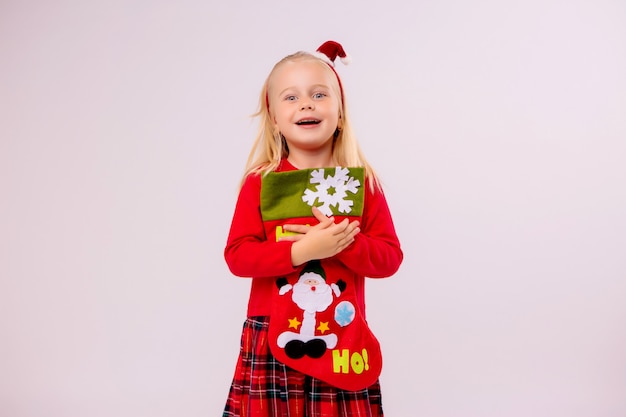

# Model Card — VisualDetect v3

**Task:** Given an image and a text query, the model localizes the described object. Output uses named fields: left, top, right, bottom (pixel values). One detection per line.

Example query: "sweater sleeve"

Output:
left=334, top=182, right=403, bottom=278
left=224, top=173, right=298, bottom=278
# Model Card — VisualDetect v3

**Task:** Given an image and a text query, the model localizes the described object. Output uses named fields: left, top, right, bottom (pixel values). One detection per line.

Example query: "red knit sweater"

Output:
left=224, top=160, right=403, bottom=317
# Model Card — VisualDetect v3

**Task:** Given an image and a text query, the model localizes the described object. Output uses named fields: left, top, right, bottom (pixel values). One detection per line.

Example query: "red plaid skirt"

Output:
left=223, top=317, right=384, bottom=417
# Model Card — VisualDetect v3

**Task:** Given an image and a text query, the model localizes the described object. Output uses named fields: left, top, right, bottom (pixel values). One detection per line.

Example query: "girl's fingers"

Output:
left=312, top=205, right=333, bottom=223
left=282, top=224, right=310, bottom=234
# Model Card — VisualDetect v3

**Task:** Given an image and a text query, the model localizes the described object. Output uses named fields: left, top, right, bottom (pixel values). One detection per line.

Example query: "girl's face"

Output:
left=269, top=59, right=341, bottom=158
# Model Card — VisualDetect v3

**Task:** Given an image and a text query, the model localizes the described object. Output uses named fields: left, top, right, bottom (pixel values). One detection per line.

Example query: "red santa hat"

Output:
left=314, top=40, right=352, bottom=67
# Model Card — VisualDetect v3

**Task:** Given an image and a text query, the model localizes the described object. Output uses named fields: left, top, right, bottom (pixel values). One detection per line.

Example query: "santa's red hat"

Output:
left=314, top=40, right=352, bottom=67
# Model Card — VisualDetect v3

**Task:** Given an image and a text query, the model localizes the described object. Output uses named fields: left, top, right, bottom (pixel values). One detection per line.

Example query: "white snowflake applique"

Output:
left=302, top=167, right=361, bottom=216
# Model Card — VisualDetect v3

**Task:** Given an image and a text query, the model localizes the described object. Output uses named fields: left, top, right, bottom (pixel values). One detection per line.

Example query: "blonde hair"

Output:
left=242, top=51, right=380, bottom=191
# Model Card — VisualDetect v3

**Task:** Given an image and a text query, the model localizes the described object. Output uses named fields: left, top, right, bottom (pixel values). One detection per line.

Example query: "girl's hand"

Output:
left=280, top=206, right=361, bottom=266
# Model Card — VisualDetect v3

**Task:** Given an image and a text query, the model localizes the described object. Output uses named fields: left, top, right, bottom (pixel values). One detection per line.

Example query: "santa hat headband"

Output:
left=265, top=40, right=350, bottom=111
left=313, top=40, right=352, bottom=67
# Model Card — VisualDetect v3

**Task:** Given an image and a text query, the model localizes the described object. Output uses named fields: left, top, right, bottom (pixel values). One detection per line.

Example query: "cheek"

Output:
left=272, top=106, right=290, bottom=123
left=274, top=116, right=288, bottom=131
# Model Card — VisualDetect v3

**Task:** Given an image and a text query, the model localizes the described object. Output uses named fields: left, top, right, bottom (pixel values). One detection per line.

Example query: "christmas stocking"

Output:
left=261, top=166, right=383, bottom=392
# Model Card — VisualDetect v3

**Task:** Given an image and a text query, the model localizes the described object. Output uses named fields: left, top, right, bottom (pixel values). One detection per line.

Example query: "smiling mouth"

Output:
left=296, top=119, right=321, bottom=125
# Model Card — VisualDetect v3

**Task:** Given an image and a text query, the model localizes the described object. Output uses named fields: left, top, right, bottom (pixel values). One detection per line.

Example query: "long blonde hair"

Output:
left=242, top=51, right=380, bottom=191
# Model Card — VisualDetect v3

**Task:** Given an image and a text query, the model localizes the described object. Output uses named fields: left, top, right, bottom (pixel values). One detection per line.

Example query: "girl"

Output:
left=223, top=40, right=403, bottom=417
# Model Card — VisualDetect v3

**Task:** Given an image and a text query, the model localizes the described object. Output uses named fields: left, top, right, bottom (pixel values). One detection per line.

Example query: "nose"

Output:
left=300, top=100, right=314, bottom=110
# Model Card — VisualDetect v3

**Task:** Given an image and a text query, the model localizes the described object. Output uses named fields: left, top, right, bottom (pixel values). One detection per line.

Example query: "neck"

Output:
left=287, top=149, right=335, bottom=169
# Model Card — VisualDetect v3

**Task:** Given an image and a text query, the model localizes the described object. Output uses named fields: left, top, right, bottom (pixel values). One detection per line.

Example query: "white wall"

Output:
left=1, top=1, right=625, bottom=416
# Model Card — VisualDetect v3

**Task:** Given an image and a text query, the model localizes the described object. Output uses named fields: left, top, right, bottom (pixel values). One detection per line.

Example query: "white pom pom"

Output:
left=340, top=54, right=352, bottom=65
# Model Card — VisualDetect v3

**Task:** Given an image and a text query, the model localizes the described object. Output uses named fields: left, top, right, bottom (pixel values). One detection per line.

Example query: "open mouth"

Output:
left=296, top=119, right=321, bottom=126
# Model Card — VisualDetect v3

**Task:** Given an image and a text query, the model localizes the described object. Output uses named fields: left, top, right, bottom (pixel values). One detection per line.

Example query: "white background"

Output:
left=1, top=1, right=625, bottom=416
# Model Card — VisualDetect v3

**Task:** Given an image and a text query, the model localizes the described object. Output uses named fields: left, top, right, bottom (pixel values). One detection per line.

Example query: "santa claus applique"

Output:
left=261, top=167, right=384, bottom=391
left=276, top=260, right=346, bottom=359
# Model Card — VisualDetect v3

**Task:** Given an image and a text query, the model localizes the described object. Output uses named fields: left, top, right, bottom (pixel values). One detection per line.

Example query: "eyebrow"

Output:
left=278, top=84, right=330, bottom=97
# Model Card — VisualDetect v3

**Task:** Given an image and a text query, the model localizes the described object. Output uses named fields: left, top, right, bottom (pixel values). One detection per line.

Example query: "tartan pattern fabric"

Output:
left=223, top=317, right=384, bottom=417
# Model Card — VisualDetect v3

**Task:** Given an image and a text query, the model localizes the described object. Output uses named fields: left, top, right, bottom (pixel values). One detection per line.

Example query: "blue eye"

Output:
left=313, top=92, right=326, bottom=99
left=285, top=95, right=297, bottom=101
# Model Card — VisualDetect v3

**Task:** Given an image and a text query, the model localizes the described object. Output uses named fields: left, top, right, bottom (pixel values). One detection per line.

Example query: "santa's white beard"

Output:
left=292, top=283, right=334, bottom=313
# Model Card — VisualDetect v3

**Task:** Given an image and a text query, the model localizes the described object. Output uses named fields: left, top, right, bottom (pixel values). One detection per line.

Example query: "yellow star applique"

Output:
left=317, top=321, right=330, bottom=334
left=288, top=317, right=301, bottom=330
